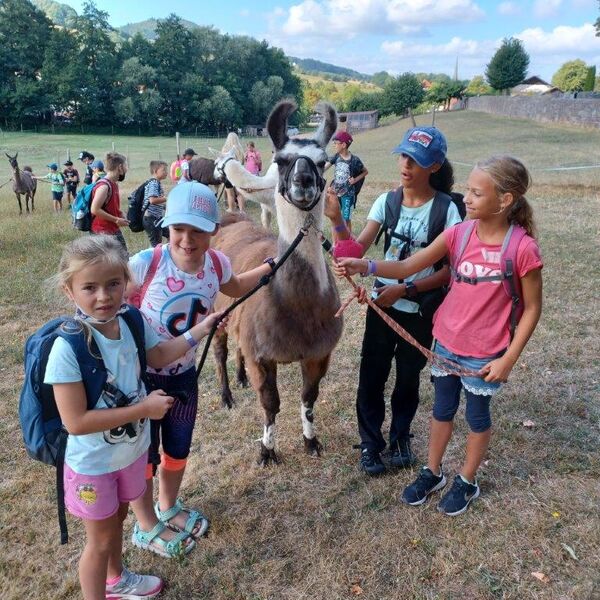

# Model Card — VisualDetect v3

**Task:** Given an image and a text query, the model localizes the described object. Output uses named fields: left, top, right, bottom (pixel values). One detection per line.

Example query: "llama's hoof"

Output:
left=221, top=390, right=235, bottom=409
left=303, top=435, right=323, bottom=457
left=236, top=375, right=249, bottom=388
left=258, top=443, right=280, bottom=467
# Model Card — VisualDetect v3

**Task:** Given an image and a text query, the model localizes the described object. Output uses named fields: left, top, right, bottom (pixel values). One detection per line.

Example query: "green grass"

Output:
left=0, top=111, right=599, bottom=599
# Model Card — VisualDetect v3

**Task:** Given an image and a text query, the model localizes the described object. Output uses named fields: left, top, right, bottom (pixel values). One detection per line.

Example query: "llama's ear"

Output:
left=4, top=153, right=10, bottom=159
left=267, top=100, right=296, bottom=151
left=314, top=102, right=337, bottom=149
left=14, top=151, right=18, bottom=159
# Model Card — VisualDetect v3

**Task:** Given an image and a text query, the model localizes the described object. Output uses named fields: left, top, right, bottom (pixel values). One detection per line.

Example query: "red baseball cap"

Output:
left=333, top=131, right=353, bottom=145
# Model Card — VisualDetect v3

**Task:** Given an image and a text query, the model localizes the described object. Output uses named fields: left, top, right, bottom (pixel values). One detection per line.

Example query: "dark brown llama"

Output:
left=5, top=152, right=36, bottom=214
left=212, top=100, right=342, bottom=465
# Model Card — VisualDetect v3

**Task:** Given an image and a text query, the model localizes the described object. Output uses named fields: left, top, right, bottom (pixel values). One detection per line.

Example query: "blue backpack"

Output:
left=19, top=307, right=148, bottom=543
left=71, top=179, right=110, bottom=231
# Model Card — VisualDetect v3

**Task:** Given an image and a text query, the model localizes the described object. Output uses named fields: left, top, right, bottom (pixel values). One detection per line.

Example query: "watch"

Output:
left=405, top=281, right=418, bottom=299
left=263, top=257, right=276, bottom=271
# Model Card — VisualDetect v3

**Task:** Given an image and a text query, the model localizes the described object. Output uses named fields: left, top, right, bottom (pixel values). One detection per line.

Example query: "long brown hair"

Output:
left=476, top=155, right=536, bottom=237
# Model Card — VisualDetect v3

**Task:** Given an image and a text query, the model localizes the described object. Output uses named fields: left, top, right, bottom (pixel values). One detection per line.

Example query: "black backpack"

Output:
left=373, top=188, right=465, bottom=318
left=127, top=179, right=151, bottom=233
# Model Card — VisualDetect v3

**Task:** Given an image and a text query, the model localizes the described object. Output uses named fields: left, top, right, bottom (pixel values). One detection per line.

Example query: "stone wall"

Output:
left=466, top=96, right=600, bottom=128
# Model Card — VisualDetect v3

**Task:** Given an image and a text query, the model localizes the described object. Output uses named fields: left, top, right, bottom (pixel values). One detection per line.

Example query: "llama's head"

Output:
left=5, top=152, right=18, bottom=169
left=213, top=148, right=236, bottom=183
left=268, top=100, right=337, bottom=212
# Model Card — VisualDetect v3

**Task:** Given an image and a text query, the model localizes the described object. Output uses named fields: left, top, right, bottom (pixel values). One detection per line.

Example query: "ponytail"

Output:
left=429, top=159, right=454, bottom=194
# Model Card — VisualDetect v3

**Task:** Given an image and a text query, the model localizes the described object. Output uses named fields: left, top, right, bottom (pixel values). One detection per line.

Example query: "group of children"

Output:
left=30, top=126, right=542, bottom=599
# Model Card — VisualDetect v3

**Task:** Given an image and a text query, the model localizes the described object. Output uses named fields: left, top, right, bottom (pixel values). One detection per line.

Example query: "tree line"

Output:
left=0, top=0, right=302, bottom=132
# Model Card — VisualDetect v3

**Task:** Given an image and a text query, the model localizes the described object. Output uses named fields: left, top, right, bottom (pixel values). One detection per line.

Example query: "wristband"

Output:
left=183, top=330, right=198, bottom=348
left=361, top=260, right=376, bottom=277
left=405, top=281, right=418, bottom=299
left=334, top=223, right=347, bottom=234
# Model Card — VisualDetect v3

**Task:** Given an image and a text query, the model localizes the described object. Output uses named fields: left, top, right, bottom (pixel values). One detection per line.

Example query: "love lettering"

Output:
left=458, top=261, right=502, bottom=283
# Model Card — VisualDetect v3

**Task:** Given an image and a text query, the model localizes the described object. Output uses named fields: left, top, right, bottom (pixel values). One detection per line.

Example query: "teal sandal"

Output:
left=131, top=521, right=195, bottom=559
left=155, top=498, right=210, bottom=539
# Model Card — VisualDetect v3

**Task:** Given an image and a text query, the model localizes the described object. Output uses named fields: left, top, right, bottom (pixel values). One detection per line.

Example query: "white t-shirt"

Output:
left=178, top=159, right=190, bottom=184
left=44, top=315, right=160, bottom=475
left=367, top=192, right=462, bottom=313
left=129, top=245, right=232, bottom=376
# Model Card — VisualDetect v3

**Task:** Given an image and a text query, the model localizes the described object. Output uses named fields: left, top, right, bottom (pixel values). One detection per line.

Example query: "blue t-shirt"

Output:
left=367, top=192, right=462, bottom=313
left=143, top=178, right=165, bottom=219
left=44, top=315, right=160, bottom=475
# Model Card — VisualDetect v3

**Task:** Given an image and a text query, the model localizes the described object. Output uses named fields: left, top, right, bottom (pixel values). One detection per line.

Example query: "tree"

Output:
left=0, top=0, right=53, bottom=124
left=250, top=76, right=285, bottom=124
left=552, top=59, right=591, bottom=92
left=596, top=0, right=600, bottom=36
left=381, top=73, right=424, bottom=116
left=485, top=37, right=529, bottom=93
left=427, top=80, right=465, bottom=111
left=465, top=75, right=493, bottom=96
left=371, top=71, right=393, bottom=88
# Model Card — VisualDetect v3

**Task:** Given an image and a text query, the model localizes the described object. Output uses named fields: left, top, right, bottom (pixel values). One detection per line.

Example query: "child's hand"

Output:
left=479, top=355, right=515, bottom=383
left=115, top=217, right=129, bottom=227
left=143, top=389, right=174, bottom=419
left=333, top=258, right=367, bottom=277
left=373, top=284, right=405, bottom=308
left=355, top=286, right=368, bottom=304
left=191, top=311, right=229, bottom=340
left=324, top=187, right=342, bottom=220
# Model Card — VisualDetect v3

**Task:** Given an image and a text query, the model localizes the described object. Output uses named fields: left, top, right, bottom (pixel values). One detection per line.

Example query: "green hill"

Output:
left=31, top=0, right=77, bottom=26
left=289, top=56, right=371, bottom=82
left=118, top=17, right=200, bottom=40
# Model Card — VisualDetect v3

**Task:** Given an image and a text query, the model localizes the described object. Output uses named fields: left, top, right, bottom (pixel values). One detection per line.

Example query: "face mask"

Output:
left=118, top=173, right=126, bottom=182
left=74, top=302, right=129, bottom=325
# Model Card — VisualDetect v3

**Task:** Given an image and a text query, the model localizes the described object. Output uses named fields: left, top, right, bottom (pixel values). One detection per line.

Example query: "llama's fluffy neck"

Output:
left=274, top=192, right=329, bottom=294
left=223, top=160, right=277, bottom=208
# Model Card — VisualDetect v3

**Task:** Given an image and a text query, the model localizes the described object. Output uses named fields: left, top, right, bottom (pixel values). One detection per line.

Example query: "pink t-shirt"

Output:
left=244, top=149, right=262, bottom=175
left=432, top=222, right=543, bottom=357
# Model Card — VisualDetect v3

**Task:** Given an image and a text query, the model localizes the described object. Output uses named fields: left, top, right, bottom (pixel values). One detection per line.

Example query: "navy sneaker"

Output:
left=437, top=474, right=480, bottom=516
left=389, top=437, right=416, bottom=468
left=401, top=466, right=447, bottom=505
left=359, top=448, right=385, bottom=476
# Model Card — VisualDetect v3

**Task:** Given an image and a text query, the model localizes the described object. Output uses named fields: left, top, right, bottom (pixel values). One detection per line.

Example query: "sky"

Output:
left=61, top=0, right=600, bottom=81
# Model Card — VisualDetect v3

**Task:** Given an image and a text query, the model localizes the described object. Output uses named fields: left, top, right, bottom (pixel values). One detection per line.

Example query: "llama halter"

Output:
left=278, top=155, right=326, bottom=212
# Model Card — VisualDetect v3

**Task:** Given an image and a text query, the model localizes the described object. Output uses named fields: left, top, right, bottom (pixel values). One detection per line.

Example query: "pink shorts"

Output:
left=64, top=452, right=147, bottom=521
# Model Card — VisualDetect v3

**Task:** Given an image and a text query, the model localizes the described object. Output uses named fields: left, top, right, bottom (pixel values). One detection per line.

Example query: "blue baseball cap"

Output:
left=47, top=163, right=58, bottom=170
left=91, top=159, right=104, bottom=170
left=161, top=181, right=220, bottom=232
left=392, top=127, right=447, bottom=168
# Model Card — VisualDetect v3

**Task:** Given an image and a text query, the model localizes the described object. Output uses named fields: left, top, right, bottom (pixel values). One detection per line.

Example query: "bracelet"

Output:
left=183, top=330, right=198, bottom=348
left=263, top=257, right=276, bottom=272
left=361, top=260, right=376, bottom=277
left=334, top=223, right=347, bottom=234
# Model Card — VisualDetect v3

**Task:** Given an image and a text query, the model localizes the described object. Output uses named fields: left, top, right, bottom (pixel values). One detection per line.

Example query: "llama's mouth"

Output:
left=288, top=186, right=318, bottom=207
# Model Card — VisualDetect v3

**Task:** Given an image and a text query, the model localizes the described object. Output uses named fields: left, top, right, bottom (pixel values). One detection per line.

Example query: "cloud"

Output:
left=269, top=0, right=484, bottom=38
left=533, top=0, right=562, bottom=19
left=497, top=2, right=521, bottom=16
left=516, top=22, right=600, bottom=55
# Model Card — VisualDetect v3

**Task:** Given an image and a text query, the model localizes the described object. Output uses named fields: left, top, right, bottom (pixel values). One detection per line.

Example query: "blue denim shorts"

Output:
left=430, top=341, right=503, bottom=397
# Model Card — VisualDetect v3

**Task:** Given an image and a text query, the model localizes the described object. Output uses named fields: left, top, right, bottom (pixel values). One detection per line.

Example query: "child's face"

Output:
left=155, top=165, right=168, bottom=180
left=397, top=153, right=434, bottom=189
left=464, top=168, right=510, bottom=218
left=66, top=262, right=126, bottom=320
left=333, top=140, right=347, bottom=153
left=169, top=224, right=216, bottom=267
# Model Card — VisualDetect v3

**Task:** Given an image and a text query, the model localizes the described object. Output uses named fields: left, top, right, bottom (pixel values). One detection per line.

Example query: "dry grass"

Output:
left=0, top=112, right=599, bottom=600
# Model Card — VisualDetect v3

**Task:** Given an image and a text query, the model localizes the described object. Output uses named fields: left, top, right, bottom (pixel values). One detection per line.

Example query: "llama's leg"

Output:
left=260, top=205, right=272, bottom=229
left=213, top=330, right=235, bottom=409
left=245, top=358, right=280, bottom=466
left=15, top=193, right=22, bottom=215
left=30, top=190, right=35, bottom=212
left=235, top=348, right=249, bottom=388
left=300, top=355, right=331, bottom=456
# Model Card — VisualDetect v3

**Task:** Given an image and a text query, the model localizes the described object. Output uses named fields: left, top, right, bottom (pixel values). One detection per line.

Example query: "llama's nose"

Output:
left=292, top=169, right=314, bottom=188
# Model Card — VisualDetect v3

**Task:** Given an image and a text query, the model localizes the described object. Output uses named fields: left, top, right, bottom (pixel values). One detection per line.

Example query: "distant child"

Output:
left=43, top=234, right=226, bottom=599
left=335, top=155, right=543, bottom=515
left=63, top=160, right=80, bottom=208
left=326, top=131, right=368, bottom=233
left=244, top=141, right=262, bottom=175
left=142, top=161, right=169, bottom=247
left=91, top=159, right=106, bottom=183
left=128, top=182, right=277, bottom=557
left=36, top=163, right=65, bottom=213
left=177, top=148, right=197, bottom=184
left=90, top=153, right=130, bottom=253
left=221, top=133, right=245, bottom=212
left=79, top=151, right=95, bottom=185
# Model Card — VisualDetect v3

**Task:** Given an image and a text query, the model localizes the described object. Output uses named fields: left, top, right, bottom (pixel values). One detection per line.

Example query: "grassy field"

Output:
left=0, top=111, right=598, bottom=600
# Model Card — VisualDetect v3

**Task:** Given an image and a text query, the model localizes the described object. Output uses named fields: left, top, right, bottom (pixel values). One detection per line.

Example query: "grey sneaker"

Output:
left=437, top=474, right=480, bottom=516
left=401, top=466, right=447, bottom=505
left=106, top=568, right=164, bottom=599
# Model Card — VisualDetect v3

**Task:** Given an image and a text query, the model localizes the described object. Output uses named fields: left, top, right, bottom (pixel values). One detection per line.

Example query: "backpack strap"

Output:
left=91, top=178, right=112, bottom=208
left=56, top=435, right=68, bottom=543
left=121, top=307, right=149, bottom=389
left=137, top=244, right=163, bottom=307
left=207, top=248, right=223, bottom=283
left=374, top=188, right=402, bottom=251
left=500, top=224, right=527, bottom=340
left=427, top=191, right=452, bottom=271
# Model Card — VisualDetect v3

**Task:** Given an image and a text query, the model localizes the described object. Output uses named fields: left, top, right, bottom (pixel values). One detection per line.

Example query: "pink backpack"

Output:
left=449, top=220, right=527, bottom=339
left=129, top=245, right=223, bottom=309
